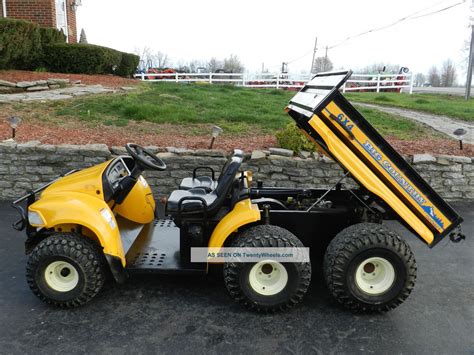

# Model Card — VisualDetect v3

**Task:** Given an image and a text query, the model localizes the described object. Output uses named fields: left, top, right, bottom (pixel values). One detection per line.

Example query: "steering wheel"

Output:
left=125, top=143, right=167, bottom=171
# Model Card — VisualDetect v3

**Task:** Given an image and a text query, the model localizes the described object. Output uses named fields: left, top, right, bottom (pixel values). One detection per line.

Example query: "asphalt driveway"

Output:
left=0, top=202, right=472, bottom=354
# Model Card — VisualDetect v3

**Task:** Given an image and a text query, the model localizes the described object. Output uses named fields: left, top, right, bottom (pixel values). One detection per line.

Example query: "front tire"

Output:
left=26, top=233, right=105, bottom=308
left=324, top=223, right=417, bottom=312
left=223, top=225, right=311, bottom=312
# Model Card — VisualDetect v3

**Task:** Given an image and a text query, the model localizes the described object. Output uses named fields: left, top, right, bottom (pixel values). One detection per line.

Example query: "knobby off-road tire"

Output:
left=324, top=223, right=417, bottom=313
left=223, top=225, right=311, bottom=313
left=26, top=233, right=105, bottom=308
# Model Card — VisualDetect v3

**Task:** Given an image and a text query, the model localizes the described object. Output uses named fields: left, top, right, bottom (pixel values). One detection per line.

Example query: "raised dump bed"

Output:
left=286, top=70, right=463, bottom=246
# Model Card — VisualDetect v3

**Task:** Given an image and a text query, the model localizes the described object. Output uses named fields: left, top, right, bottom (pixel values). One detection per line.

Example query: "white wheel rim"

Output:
left=248, top=260, right=288, bottom=296
left=44, top=261, right=79, bottom=292
left=355, top=257, right=395, bottom=295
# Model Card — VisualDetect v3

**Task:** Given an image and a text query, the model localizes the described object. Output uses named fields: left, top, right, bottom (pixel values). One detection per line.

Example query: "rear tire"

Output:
left=324, top=223, right=417, bottom=312
left=223, top=225, right=311, bottom=312
left=26, top=233, right=105, bottom=308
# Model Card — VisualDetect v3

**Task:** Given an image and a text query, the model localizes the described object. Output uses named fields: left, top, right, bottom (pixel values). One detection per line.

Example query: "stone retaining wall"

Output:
left=0, top=141, right=472, bottom=201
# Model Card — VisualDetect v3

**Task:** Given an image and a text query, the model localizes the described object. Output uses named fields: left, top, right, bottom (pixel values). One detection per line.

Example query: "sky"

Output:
left=77, top=0, right=472, bottom=77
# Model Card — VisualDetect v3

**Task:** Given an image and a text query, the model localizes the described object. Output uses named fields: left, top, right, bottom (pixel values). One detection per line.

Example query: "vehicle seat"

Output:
left=179, top=175, right=217, bottom=192
left=167, top=155, right=243, bottom=216
left=179, top=149, right=243, bottom=192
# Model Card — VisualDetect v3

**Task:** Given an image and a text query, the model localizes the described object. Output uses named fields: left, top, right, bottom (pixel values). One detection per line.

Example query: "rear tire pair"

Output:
left=224, top=223, right=416, bottom=313
left=323, top=223, right=417, bottom=312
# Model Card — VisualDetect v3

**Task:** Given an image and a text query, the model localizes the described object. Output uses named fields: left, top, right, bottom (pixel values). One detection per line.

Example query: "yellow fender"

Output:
left=208, top=198, right=261, bottom=248
left=28, top=192, right=125, bottom=265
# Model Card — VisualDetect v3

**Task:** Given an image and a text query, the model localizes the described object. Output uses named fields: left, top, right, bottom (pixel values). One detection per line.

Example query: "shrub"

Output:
left=0, top=18, right=66, bottom=70
left=39, top=27, right=66, bottom=47
left=0, top=18, right=137, bottom=77
left=0, top=18, right=42, bottom=70
left=116, top=52, right=140, bottom=77
left=276, top=123, right=316, bottom=153
left=43, top=43, right=122, bottom=75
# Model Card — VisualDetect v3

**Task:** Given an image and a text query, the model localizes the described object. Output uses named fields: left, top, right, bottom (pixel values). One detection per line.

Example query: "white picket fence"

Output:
left=342, top=73, right=413, bottom=94
left=134, top=72, right=414, bottom=93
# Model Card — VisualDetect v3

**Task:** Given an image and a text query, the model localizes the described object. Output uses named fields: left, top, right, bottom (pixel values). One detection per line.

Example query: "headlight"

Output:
left=28, top=210, right=45, bottom=226
left=99, top=208, right=116, bottom=229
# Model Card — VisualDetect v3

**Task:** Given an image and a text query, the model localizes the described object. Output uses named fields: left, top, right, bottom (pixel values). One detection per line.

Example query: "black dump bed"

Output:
left=286, top=70, right=462, bottom=246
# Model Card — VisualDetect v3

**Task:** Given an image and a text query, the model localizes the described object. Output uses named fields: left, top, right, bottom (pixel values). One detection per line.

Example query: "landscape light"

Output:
left=209, top=125, right=223, bottom=149
left=6, top=116, right=22, bottom=139
left=453, top=128, right=467, bottom=150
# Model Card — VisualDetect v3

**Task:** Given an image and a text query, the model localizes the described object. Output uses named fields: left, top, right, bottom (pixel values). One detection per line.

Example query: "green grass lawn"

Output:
left=13, top=83, right=443, bottom=140
left=345, top=92, right=474, bottom=122
left=53, top=83, right=295, bottom=135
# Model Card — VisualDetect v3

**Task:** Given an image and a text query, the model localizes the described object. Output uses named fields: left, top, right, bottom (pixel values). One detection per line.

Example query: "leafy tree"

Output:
left=207, top=57, right=222, bottom=72
left=134, top=47, right=170, bottom=68
left=188, top=59, right=207, bottom=73
left=414, top=73, right=426, bottom=86
left=312, top=56, right=333, bottom=73
left=427, top=66, right=441, bottom=87
left=440, top=59, right=457, bottom=87
left=223, top=54, right=244, bottom=73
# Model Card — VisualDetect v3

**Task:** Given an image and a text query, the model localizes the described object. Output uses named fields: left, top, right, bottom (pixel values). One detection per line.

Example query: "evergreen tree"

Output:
left=79, top=29, right=88, bottom=44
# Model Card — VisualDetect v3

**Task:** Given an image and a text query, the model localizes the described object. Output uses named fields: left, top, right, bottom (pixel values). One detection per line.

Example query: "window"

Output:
left=55, top=0, right=68, bottom=41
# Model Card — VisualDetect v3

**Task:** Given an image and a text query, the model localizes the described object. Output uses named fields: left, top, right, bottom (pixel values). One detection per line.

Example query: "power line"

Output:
left=287, top=50, right=313, bottom=65
left=279, top=0, right=467, bottom=68
left=327, top=0, right=467, bottom=49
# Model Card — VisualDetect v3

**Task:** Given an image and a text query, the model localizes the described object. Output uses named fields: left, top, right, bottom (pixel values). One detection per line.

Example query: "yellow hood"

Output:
left=41, top=160, right=111, bottom=200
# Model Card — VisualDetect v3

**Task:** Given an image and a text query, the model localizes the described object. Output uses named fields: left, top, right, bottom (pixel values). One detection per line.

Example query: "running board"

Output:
left=125, top=218, right=206, bottom=274
left=116, top=216, right=145, bottom=255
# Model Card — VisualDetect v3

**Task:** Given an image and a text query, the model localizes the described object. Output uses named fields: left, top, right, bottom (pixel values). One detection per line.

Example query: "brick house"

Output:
left=0, top=0, right=80, bottom=43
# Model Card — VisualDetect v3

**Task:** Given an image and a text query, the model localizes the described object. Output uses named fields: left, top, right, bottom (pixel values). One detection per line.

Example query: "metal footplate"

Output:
left=125, top=218, right=206, bottom=274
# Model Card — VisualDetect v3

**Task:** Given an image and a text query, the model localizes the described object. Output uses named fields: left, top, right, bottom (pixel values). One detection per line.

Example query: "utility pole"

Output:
left=465, top=15, right=474, bottom=100
left=324, top=46, right=329, bottom=72
left=310, top=36, right=318, bottom=75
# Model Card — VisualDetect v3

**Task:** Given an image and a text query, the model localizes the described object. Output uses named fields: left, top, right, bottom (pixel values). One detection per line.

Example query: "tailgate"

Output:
left=286, top=70, right=463, bottom=246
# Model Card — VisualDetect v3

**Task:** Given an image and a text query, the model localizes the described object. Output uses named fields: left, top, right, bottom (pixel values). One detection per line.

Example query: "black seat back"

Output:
left=172, top=154, right=243, bottom=219
left=217, top=149, right=243, bottom=184
left=215, top=156, right=242, bottom=197
left=206, top=155, right=242, bottom=215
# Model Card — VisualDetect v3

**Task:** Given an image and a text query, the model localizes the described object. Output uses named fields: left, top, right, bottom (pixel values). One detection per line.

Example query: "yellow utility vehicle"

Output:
left=12, top=71, right=463, bottom=312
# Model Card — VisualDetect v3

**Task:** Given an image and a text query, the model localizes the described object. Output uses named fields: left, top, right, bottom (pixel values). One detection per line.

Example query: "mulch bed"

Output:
left=0, top=70, right=139, bottom=87
left=0, top=120, right=472, bottom=157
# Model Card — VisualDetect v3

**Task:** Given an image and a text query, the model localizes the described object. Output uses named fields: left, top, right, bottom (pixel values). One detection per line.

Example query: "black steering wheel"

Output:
left=125, top=143, right=167, bottom=171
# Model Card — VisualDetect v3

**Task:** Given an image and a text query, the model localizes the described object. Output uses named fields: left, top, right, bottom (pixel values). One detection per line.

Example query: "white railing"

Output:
left=342, top=73, right=413, bottom=94
left=134, top=72, right=413, bottom=93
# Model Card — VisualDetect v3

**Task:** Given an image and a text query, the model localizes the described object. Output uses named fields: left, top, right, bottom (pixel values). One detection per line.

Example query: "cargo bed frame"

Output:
left=283, top=70, right=463, bottom=247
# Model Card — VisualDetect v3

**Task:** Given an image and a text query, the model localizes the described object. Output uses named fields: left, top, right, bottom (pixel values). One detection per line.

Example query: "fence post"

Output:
left=409, top=73, right=414, bottom=95
left=141, top=73, right=144, bottom=81
left=342, top=83, right=346, bottom=93
left=209, top=73, right=212, bottom=84
left=376, top=74, right=381, bottom=93
left=242, top=74, right=245, bottom=87
left=276, top=73, right=280, bottom=89
left=175, top=73, right=178, bottom=83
